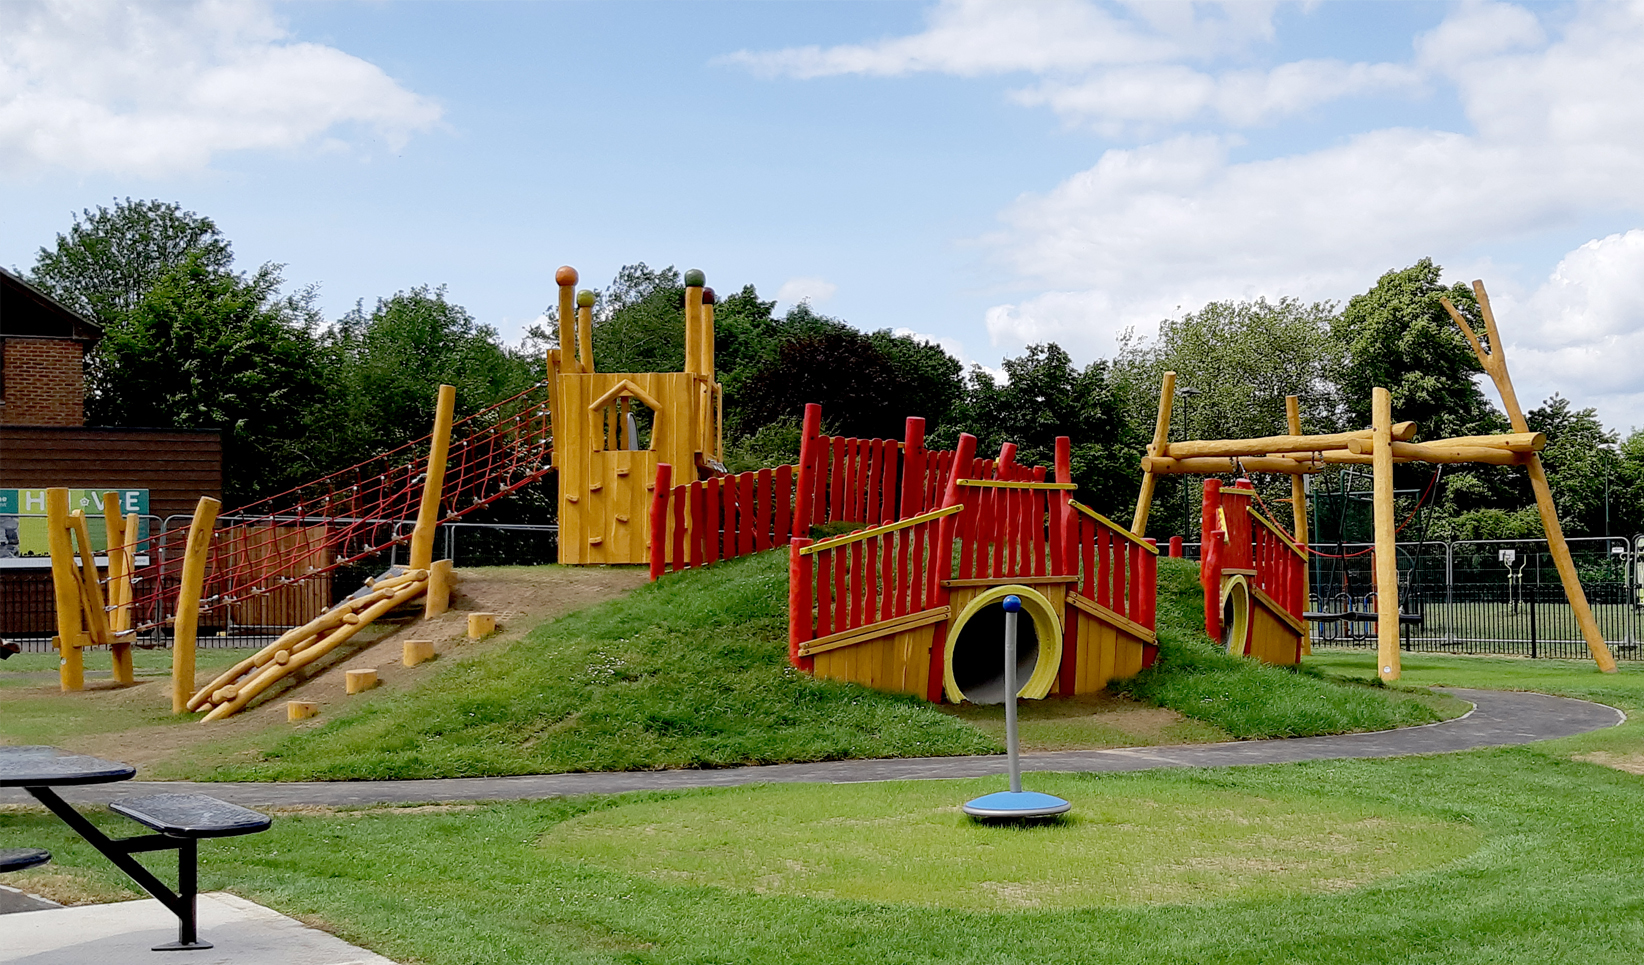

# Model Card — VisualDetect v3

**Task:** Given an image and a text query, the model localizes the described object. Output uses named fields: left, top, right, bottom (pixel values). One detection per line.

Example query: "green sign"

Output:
left=0, top=489, right=149, bottom=560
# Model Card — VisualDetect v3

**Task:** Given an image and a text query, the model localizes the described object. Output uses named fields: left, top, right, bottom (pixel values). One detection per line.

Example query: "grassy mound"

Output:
left=212, top=552, right=997, bottom=780
left=207, top=552, right=1456, bottom=782
left=1115, top=558, right=1458, bottom=737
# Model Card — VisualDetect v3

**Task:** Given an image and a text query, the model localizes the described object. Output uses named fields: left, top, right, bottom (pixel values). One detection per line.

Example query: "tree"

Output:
left=329, top=286, right=537, bottom=457
left=939, top=344, right=1145, bottom=517
left=94, top=253, right=331, bottom=502
left=1334, top=259, right=1502, bottom=440
left=26, top=199, right=234, bottom=328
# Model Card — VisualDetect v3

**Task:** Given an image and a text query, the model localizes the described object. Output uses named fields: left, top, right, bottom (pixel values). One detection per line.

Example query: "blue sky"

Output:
left=5, top=1, right=1644, bottom=433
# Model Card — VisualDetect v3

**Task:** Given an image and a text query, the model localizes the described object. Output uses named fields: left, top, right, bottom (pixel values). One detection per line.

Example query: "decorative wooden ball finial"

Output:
left=576, top=289, right=596, bottom=308
left=683, top=268, right=706, bottom=288
left=555, top=266, right=578, bottom=287
left=702, top=287, right=716, bottom=306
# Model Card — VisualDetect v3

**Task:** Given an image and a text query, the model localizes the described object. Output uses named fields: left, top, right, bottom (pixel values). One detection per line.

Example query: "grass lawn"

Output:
left=6, top=745, right=1644, bottom=964
left=199, top=552, right=1457, bottom=781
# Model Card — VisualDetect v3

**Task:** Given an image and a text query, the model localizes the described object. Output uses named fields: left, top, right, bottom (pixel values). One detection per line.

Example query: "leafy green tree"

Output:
left=94, top=253, right=331, bottom=502
left=939, top=344, right=1145, bottom=517
left=329, top=286, right=537, bottom=456
left=1334, top=259, right=1502, bottom=439
left=1123, top=296, right=1346, bottom=442
left=26, top=199, right=234, bottom=328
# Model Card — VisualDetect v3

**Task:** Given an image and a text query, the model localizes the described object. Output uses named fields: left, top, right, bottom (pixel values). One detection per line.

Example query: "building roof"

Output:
left=0, top=267, right=103, bottom=343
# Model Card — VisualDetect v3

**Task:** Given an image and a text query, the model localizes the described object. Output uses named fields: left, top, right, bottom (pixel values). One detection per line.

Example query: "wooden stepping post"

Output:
left=403, top=640, right=435, bottom=667
left=345, top=668, right=378, bottom=695
left=468, top=613, right=496, bottom=638
left=425, top=559, right=454, bottom=619
left=287, top=700, right=318, bottom=721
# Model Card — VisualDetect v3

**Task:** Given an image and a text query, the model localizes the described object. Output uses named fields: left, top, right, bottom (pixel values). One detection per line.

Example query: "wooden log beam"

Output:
left=1442, top=283, right=1617, bottom=673
left=1286, top=397, right=1311, bottom=656
left=1141, top=455, right=1324, bottom=475
left=45, top=488, right=84, bottom=692
left=1164, top=422, right=1416, bottom=460
left=409, top=384, right=456, bottom=571
left=173, top=496, right=222, bottom=713
left=1344, top=438, right=1534, bottom=465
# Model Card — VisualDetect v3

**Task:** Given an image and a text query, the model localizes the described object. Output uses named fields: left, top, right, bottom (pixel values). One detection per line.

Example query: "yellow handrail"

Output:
left=1069, top=501, right=1159, bottom=554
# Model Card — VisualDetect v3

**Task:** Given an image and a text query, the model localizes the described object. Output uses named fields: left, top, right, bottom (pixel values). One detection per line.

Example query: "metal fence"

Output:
left=1170, top=534, right=1644, bottom=660
left=1, top=520, right=558, bottom=654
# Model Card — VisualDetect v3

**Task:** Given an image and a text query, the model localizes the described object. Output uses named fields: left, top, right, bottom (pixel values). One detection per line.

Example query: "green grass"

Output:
left=8, top=746, right=1644, bottom=964
left=1115, top=559, right=1464, bottom=737
left=206, top=553, right=999, bottom=780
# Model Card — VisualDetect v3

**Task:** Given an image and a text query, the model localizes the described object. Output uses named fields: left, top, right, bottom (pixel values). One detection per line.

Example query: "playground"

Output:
left=5, top=268, right=1644, bottom=964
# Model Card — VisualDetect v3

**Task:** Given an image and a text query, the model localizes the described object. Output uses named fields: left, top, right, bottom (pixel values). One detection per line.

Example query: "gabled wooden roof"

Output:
left=0, top=267, right=103, bottom=342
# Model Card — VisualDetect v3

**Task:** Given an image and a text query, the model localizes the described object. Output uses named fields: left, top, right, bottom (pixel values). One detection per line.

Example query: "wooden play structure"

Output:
left=548, top=266, right=723, bottom=564
left=648, top=403, right=1161, bottom=704
left=1129, top=280, right=1617, bottom=680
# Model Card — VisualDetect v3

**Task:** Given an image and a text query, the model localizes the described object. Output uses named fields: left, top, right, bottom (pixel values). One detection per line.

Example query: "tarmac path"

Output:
left=0, top=689, right=1623, bottom=809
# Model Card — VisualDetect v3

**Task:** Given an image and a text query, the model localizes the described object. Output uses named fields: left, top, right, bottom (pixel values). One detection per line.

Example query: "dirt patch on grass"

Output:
left=1, top=566, right=648, bottom=775
left=940, top=691, right=1230, bottom=750
left=1575, top=751, right=1644, bottom=775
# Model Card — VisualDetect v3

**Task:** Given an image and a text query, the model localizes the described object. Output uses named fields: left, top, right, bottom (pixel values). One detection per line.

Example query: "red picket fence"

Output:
left=787, top=504, right=961, bottom=654
left=953, top=476, right=1060, bottom=581
left=1068, top=502, right=1157, bottom=629
left=648, top=464, right=794, bottom=577
left=1250, top=509, right=1307, bottom=620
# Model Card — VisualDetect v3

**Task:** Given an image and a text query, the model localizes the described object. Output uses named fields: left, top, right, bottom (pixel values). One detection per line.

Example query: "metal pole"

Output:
left=1004, top=602, right=1021, bottom=794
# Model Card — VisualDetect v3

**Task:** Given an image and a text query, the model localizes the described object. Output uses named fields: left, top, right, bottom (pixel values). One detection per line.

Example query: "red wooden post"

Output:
left=901, top=417, right=926, bottom=519
left=1142, top=539, right=1158, bottom=628
left=755, top=468, right=773, bottom=551
left=671, top=485, right=687, bottom=572
left=789, top=539, right=814, bottom=670
left=830, top=436, right=848, bottom=525
left=794, top=404, right=822, bottom=538
left=998, top=442, right=1017, bottom=479
left=895, top=518, right=911, bottom=617
left=832, top=543, right=847, bottom=634
left=649, top=463, right=673, bottom=581
left=849, top=539, right=866, bottom=628
left=1096, top=527, right=1112, bottom=608
left=817, top=549, right=834, bottom=636
left=864, top=440, right=882, bottom=526
left=739, top=471, right=756, bottom=556
left=880, top=529, right=895, bottom=620
left=704, top=478, right=721, bottom=565
left=928, top=433, right=977, bottom=701
left=1031, top=489, right=1047, bottom=577
left=1169, top=535, right=1183, bottom=558
left=775, top=464, right=793, bottom=547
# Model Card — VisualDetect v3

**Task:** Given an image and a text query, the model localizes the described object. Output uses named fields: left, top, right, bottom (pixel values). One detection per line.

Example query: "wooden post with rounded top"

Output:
left=409, top=384, right=457, bottom=572
left=1372, top=388, right=1400, bottom=682
left=1131, top=371, right=1175, bottom=536
left=173, top=496, right=222, bottom=713
left=44, top=489, right=85, bottom=691
left=1286, top=396, right=1312, bottom=655
left=1441, top=283, right=1617, bottom=673
left=576, top=290, right=595, bottom=375
left=683, top=270, right=705, bottom=376
left=556, top=266, right=579, bottom=374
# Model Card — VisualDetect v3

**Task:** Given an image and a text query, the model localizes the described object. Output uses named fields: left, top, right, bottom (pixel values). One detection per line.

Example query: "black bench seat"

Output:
left=0, top=847, right=50, bottom=872
left=110, top=794, right=272, bottom=839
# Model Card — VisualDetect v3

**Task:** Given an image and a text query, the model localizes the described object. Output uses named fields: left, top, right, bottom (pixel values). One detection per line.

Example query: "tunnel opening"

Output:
left=949, top=600, right=1041, bottom=705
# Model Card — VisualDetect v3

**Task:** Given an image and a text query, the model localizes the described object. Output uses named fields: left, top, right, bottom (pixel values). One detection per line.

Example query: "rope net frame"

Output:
left=106, top=383, right=554, bottom=634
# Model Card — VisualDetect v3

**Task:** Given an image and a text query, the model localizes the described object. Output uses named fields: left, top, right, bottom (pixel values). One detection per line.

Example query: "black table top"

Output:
left=0, top=746, right=136, bottom=788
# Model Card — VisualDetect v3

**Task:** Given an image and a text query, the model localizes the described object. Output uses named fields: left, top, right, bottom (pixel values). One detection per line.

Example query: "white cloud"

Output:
left=776, top=276, right=838, bottom=306
left=0, top=0, right=441, bottom=177
left=719, top=0, right=1280, bottom=79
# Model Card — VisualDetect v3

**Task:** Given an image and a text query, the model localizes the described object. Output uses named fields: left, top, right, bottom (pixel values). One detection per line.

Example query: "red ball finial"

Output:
left=702, top=287, right=716, bottom=306
left=555, top=266, right=578, bottom=287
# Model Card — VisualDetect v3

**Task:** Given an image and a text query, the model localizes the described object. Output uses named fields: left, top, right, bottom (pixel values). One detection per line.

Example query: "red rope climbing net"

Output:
left=110, top=384, right=555, bottom=633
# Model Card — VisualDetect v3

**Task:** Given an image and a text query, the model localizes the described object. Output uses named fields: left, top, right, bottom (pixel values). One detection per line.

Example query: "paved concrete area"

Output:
left=0, top=892, right=398, bottom=964
left=0, top=884, right=58, bottom=915
left=0, top=689, right=1623, bottom=808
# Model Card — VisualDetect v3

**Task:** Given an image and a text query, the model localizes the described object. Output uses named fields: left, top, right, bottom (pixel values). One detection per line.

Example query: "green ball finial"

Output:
left=683, top=268, right=706, bottom=288
left=576, top=289, right=596, bottom=308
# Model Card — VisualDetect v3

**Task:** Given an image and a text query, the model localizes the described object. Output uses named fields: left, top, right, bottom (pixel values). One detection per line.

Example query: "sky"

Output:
left=4, top=1, right=1644, bottom=434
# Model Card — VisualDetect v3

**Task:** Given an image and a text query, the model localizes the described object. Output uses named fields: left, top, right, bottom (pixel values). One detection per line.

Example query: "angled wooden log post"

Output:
left=173, top=496, right=222, bottom=713
left=1286, top=396, right=1311, bottom=656
left=1441, top=283, right=1618, bottom=673
left=409, top=384, right=457, bottom=573
left=1372, top=388, right=1401, bottom=682
left=102, top=492, right=137, bottom=685
left=1131, top=371, right=1175, bottom=536
left=45, top=488, right=85, bottom=692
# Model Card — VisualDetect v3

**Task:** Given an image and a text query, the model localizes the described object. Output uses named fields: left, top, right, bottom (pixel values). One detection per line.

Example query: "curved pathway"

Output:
left=2, top=689, right=1623, bottom=809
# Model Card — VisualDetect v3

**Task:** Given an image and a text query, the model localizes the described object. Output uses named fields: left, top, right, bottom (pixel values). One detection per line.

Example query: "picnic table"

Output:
left=0, top=745, right=270, bottom=951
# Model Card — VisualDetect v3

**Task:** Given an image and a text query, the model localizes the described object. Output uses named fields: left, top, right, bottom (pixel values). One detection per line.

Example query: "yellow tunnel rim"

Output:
left=943, top=584, right=1063, bottom=704
left=1220, top=574, right=1251, bottom=656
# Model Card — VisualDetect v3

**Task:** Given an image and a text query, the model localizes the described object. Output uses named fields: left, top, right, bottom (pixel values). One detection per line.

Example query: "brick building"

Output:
left=1, top=267, right=222, bottom=640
